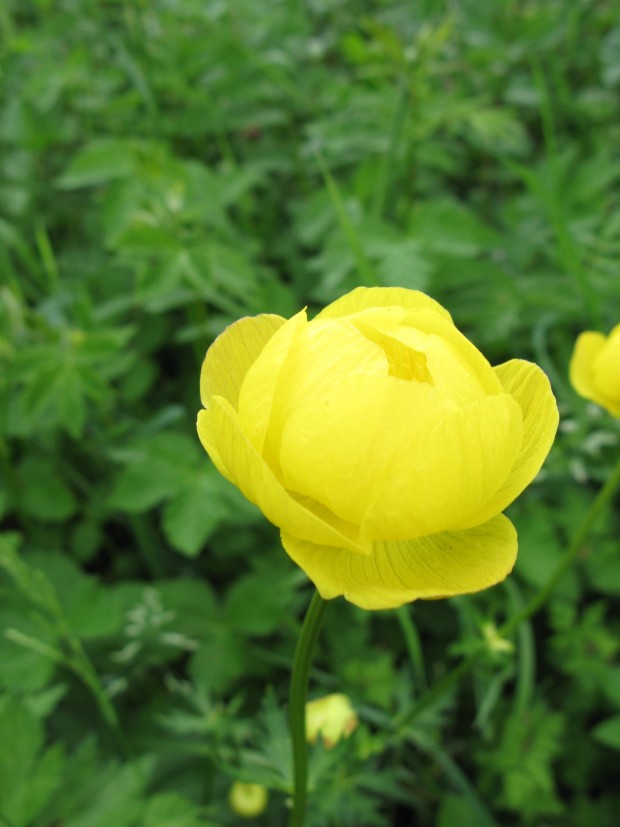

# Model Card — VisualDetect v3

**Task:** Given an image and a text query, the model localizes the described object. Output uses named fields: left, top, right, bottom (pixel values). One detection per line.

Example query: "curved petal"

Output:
left=593, top=338, right=620, bottom=406
left=474, top=360, right=558, bottom=522
left=197, top=397, right=369, bottom=554
left=266, top=318, right=388, bottom=457
left=200, top=314, right=286, bottom=409
left=281, top=514, right=518, bottom=610
left=569, top=331, right=605, bottom=402
left=237, top=310, right=307, bottom=452
left=315, top=286, right=453, bottom=323
left=279, top=373, right=452, bottom=526
left=361, top=393, right=523, bottom=540
left=395, top=309, right=503, bottom=397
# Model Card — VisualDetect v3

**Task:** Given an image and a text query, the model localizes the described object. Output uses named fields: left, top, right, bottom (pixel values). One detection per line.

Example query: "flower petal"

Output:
left=474, top=359, right=559, bottom=521
left=361, top=393, right=523, bottom=540
left=569, top=331, right=606, bottom=402
left=200, top=314, right=286, bottom=409
left=266, top=319, right=388, bottom=461
left=197, top=397, right=369, bottom=554
left=279, top=373, right=452, bottom=526
left=237, top=310, right=307, bottom=452
left=315, top=286, right=453, bottom=322
left=593, top=337, right=620, bottom=405
left=281, top=514, right=518, bottom=610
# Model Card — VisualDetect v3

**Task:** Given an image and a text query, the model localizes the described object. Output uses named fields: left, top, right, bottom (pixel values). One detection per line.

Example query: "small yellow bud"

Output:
left=482, top=621, right=514, bottom=654
left=228, top=782, right=268, bottom=819
left=306, top=693, right=358, bottom=748
left=570, top=324, right=620, bottom=417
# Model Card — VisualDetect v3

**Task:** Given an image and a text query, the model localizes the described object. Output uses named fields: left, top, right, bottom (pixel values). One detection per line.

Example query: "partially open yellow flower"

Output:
left=306, top=693, right=358, bottom=748
left=570, top=324, right=620, bottom=417
left=197, top=287, right=558, bottom=610
left=229, top=782, right=268, bottom=818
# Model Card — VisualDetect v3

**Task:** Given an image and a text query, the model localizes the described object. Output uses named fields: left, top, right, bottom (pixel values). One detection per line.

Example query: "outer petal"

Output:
left=593, top=338, right=620, bottom=409
left=238, top=310, right=307, bottom=452
left=281, top=514, right=518, bottom=610
left=266, top=319, right=388, bottom=459
left=200, top=314, right=285, bottom=409
left=197, top=397, right=369, bottom=554
left=569, top=331, right=606, bottom=402
left=361, top=393, right=523, bottom=540
left=315, top=286, right=453, bottom=323
left=473, top=360, right=559, bottom=522
left=279, top=373, right=452, bottom=526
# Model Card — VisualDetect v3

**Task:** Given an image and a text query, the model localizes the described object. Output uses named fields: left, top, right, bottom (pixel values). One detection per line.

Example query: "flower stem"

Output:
left=396, top=605, right=427, bottom=694
left=288, top=590, right=328, bottom=827
left=397, top=452, right=620, bottom=731
left=500, top=452, right=620, bottom=637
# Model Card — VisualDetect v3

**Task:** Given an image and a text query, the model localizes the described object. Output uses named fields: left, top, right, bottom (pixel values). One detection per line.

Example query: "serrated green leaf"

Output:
left=0, top=696, right=65, bottom=827
left=163, top=470, right=227, bottom=557
left=56, top=139, right=135, bottom=189
left=592, top=715, right=620, bottom=751
left=16, top=457, right=76, bottom=522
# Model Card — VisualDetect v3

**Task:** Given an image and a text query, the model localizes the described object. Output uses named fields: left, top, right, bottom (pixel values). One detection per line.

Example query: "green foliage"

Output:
left=1, top=0, right=620, bottom=824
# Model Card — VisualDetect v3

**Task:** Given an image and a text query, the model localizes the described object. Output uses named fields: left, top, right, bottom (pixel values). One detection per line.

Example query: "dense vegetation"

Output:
left=1, top=1, right=620, bottom=824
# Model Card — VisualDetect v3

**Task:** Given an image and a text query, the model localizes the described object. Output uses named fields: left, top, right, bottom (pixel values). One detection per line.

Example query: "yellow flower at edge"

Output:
left=229, top=782, right=268, bottom=818
left=197, top=287, right=558, bottom=610
left=570, top=324, right=620, bottom=417
left=306, top=693, right=358, bottom=748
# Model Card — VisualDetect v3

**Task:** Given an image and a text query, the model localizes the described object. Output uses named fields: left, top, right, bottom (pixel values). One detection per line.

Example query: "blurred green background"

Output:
left=1, top=1, right=620, bottom=825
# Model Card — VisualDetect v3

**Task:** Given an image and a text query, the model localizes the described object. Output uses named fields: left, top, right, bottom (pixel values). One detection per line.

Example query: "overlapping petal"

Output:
left=237, top=311, right=307, bottom=452
left=281, top=514, right=518, bottom=610
left=569, top=331, right=606, bottom=402
left=470, top=360, right=559, bottom=522
left=200, top=314, right=285, bottom=409
left=279, top=373, right=450, bottom=525
left=197, top=396, right=369, bottom=554
left=361, top=393, right=523, bottom=540
left=315, top=286, right=452, bottom=322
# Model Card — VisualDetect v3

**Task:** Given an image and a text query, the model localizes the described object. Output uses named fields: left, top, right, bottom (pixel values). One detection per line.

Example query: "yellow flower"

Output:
left=229, top=782, right=268, bottom=818
left=197, top=287, right=558, bottom=610
left=306, top=693, right=358, bottom=748
left=570, top=324, right=620, bottom=417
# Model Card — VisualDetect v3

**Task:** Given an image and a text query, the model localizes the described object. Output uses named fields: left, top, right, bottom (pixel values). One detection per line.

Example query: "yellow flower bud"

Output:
left=306, top=693, right=358, bottom=748
left=570, top=324, right=620, bottom=417
left=197, top=287, right=558, bottom=610
left=228, top=782, right=268, bottom=819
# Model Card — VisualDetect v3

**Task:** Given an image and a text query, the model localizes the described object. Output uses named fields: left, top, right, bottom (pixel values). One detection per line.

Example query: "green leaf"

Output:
left=108, top=432, right=199, bottom=513
left=143, top=793, right=207, bottom=827
left=0, top=696, right=65, bottom=827
left=225, top=566, right=297, bottom=637
left=56, top=139, right=135, bottom=189
left=162, top=469, right=228, bottom=557
left=592, top=715, right=620, bottom=751
left=29, top=552, right=131, bottom=640
left=189, top=625, right=247, bottom=694
left=437, top=794, right=485, bottom=827
left=16, top=457, right=76, bottom=522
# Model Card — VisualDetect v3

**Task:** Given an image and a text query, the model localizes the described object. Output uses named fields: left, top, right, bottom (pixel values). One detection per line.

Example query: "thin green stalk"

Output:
left=500, top=452, right=620, bottom=637
left=288, top=590, right=328, bottom=827
left=503, top=579, right=535, bottom=718
left=396, top=605, right=427, bottom=694
left=314, top=150, right=376, bottom=287
left=399, top=452, right=620, bottom=729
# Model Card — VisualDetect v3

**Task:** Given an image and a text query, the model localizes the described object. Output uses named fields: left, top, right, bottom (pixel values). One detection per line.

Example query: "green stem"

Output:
left=399, top=452, right=620, bottom=730
left=395, top=605, right=427, bottom=694
left=500, top=452, right=620, bottom=638
left=288, top=590, right=328, bottom=827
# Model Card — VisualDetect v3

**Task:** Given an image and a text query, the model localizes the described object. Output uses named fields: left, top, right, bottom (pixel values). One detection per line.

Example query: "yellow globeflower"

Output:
left=306, top=693, right=358, bottom=748
left=570, top=324, right=620, bottom=417
left=229, top=782, right=268, bottom=819
left=197, top=287, right=558, bottom=610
